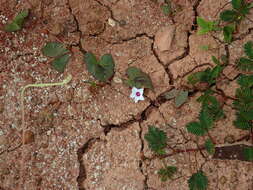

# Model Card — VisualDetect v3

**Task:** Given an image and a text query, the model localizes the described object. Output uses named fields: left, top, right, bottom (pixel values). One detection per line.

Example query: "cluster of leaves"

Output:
left=144, top=126, right=209, bottom=189
left=124, top=67, right=154, bottom=89
left=237, top=41, right=253, bottom=71
left=84, top=52, right=115, bottom=82
left=186, top=91, right=224, bottom=154
left=233, top=74, right=253, bottom=130
left=197, top=0, right=253, bottom=43
left=161, top=0, right=172, bottom=15
left=42, top=42, right=71, bottom=73
left=4, top=9, right=29, bottom=32
left=164, top=89, right=189, bottom=107
left=187, top=56, right=223, bottom=87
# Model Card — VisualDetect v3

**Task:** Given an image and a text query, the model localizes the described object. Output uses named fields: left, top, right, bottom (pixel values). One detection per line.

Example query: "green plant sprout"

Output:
left=4, top=9, right=29, bottom=32
left=42, top=42, right=71, bottom=73
left=197, top=0, right=253, bottom=43
left=84, top=52, right=115, bottom=82
left=237, top=41, right=253, bottom=71
left=19, top=75, right=72, bottom=189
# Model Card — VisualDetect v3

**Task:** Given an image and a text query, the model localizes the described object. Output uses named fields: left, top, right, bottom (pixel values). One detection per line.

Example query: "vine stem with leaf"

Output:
left=18, top=75, right=72, bottom=190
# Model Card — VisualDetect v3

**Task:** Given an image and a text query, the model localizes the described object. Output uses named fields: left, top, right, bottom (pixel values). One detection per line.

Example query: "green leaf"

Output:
left=233, top=116, right=252, bottom=130
left=237, top=57, right=253, bottom=71
left=42, top=42, right=69, bottom=58
left=164, top=89, right=179, bottom=100
left=84, top=52, right=115, bottom=82
left=161, top=4, right=171, bottom=15
left=237, top=74, right=253, bottom=88
left=4, top=9, right=29, bottom=32
left=126, top=67, right=153, bottom=89
left=4, top=22, right=21, bottom=32
left=197, top=17, right=218, bottom=35
left=220, top=10, right=239, bottom=22
left=144, top=126, right=167, bottom=155
left=232, top=0, right=243, bottom=10
left=205, top=139, right=215, bottom=155
left=243, top=147, right=253, bottom=161
left=175, top=90, right=188, bottom=107
left=199, top=108, right=213, bottom=129
left=187, top=71, right=206, bottom=85
left=210, top=65, right=222, bottom=80
left=51, top=54, right=70, bottom=73
left=223, top=24, right=235, bottom=43
left=211, top=56, right=220, bottom=65
left=99, top=54, right=115, bottom=80
left=188, top=171, right=208, bottom=190
left=186, top=122, right=207, bottom=136
left=158, top=166, right=177, bottom=182
left=244, top=41, right=253, bottom=59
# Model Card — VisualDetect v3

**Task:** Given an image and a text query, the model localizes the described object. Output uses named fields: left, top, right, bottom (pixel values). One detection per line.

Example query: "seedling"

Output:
left=187, top=56, right=223, bottom=87
left=124, top=67, right=154, bottom=90
left=188, top=171, right=208, bottom=190
left=4, top=9, right=29, bottom=32
left=42, top=42, right=71, bottom=73
left=164, top=89, right=189, bottom=107
left=237, top=41, right=253, bottom=71
left=196, top=17, right=219, bottom=35
left=84, top=52, right=115, bottom=82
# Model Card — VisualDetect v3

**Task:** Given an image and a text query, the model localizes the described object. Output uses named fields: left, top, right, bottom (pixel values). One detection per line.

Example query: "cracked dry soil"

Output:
left=1, top=0, right=253, bottom=189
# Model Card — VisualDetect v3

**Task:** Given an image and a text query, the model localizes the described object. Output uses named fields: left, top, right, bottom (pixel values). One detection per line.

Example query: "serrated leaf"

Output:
left=164, top=89, right=179, bottom=100
left=188, top=171, right=208, bottom=190
left=244, top=41, right=253, bottom=59
left=233, top=116, right=252, bottom=130
left=197, top=17, right=217, bottom=35
left=4, top=9, right=29, bottom=32
left=51, top=54, right=70, bottom=73
left=144, top=126, right=167, bottom=155
left=237, top=57, right=253, bottom=71
left=243, top=147, right=253, bottom=161
left=158, top=166, right=177, bottom=182
left=126, top=67, right=153, bottom=89
left=175, top=90, right=188, bottom=107
left=220, top=10, right=238, bottom=22
left=237, top=74, right=253, bottom=88
left=186, top=122, right=207, bottom=136
left=205, top=139, right=215, bottom=155
left=211, top=56, right=220, bottom=65
left=42, top=42, right=69, bottom=58
left=223, top=24, right=235, bottom=43
left=232, top=0, right=243, bottom=10
left=199, top=108, right=213, bottom=129
left=84, top=52, right=115, bottom=82
left=210, top=65, right=222, bottom=80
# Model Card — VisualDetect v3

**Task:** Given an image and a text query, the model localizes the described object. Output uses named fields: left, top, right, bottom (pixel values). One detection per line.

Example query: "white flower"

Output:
left=130, top=87, right=145, bottom=103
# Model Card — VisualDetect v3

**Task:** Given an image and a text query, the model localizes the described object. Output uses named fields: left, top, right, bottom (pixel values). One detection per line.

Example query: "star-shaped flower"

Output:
left=130, top=87, right=145, bottom=103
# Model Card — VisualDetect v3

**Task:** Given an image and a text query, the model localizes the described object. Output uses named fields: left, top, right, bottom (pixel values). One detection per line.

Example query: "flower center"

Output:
left=136, top=92, right=141, bottom=97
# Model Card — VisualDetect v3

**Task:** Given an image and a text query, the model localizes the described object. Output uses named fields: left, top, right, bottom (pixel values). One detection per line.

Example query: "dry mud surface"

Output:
left=0, top=0, right=253, bottom=189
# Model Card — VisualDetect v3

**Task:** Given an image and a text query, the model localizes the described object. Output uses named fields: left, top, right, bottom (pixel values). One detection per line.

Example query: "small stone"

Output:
left=224, top=135, right=235, bottom=144
left=220, top=176, right=227, bottom=185
left=113, top=76, right=122, bottom=84
left=119, top=20, right=127, bottom=26
left=0, top=101, right=4, bottom=113
left=0, top=135, right=8, bottom=146
left=108, top=18, right=116, bottom=27
left=23, top=130, right=35, bottom=144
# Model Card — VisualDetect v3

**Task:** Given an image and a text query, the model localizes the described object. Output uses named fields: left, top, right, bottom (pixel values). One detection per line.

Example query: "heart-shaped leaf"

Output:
left=164, top=89, right=179, bottom=100
left=4, top=9, right=29, bottom=32
left=51, top=54, right=70, bottom=73
left=42, top=42, right=69, bottom=58
left=175, top=90, right=188, bottom=107
left=84, top=52, right=115, bottom=82
left=126, top=67, right=153, bottom=89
